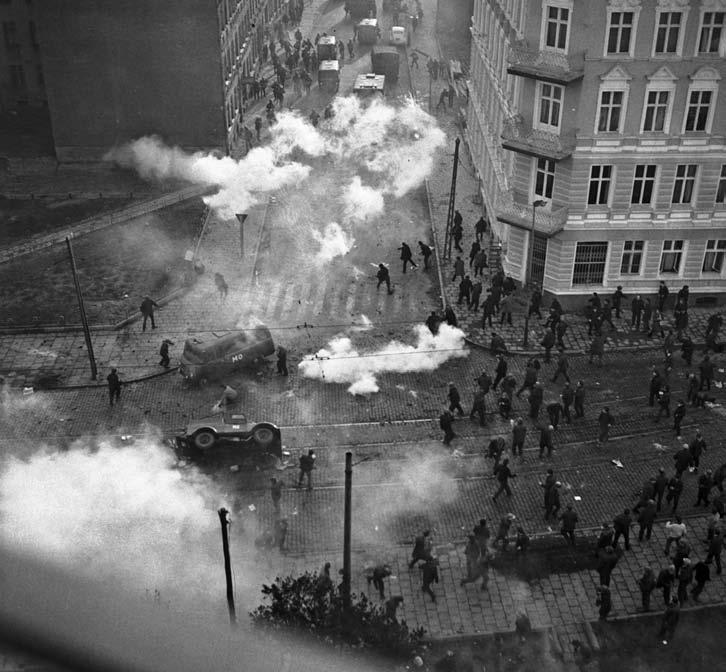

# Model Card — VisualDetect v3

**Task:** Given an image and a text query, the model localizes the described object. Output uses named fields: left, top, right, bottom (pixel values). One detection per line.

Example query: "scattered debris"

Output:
left=573, top=495, right=582, bottom=501
left=611, top=459, right=624, bottom=469
left=247, top=503, right=256, bottom=511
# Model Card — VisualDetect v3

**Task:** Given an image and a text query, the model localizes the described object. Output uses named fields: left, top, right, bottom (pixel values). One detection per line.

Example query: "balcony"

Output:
left=495, top=191, right=568, bottom=237
left=501, top=115, right=576, bottom=161
left=507, top=42, right=584, bottom=85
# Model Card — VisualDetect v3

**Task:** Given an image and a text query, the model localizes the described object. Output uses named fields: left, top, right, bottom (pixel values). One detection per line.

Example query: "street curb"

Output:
left=38, top=366, right=180, bottom=391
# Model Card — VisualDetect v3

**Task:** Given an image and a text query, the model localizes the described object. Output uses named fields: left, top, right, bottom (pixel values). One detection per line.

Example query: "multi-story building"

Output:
left=467, top=0, right=726, bottom=305
left=0, top=0, right=45, bottom=110
left=1, top=0, right=286, bottom=161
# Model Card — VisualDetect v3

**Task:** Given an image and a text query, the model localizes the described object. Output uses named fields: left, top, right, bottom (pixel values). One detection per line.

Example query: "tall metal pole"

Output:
left=236, top=213, right=248, bottom=258
left=65, top=236, right=97, bottom=380
left=218, top=508, right=237, bottom=627
left=443, top=138, right=460, bottom=261
left=527, top=200, right=546, bottom=286
left=342, top=451, right=352, bottom=611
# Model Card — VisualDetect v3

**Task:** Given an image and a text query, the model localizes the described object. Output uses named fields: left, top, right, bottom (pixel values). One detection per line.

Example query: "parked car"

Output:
left=179, top=327, right=275, bottom=385
left=175, top=411, right=282, bottom=464
left=318, top=59, right=340, bottom=92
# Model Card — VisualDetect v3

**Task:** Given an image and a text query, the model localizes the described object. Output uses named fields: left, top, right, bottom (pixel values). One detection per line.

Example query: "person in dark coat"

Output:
left=444, top=305, right=457, bottom=327
left=638, top=499, right=657, bottom=541
left=368, top=564, right=392, bottom=599
left=691, top=560, right=710, bottom=601
left=425, top=311, right=441, bottom=335
left=539, top=424, right=555, bottom=459
left=656, top=566, right=676, bottom=606
left=597, top=407, right=614, bottom=444
left=457, top=275, right=472, bottom=305
left=559, top=505, right=578, bottom=545
left=276, top=345, right=288, bottom=376
left=447, top=382, right=464, bottom=416
left=490, top=332, right=508, bottom=355
left=297, top=450, right=315, bottom=490
left=706, top=529, right=723, bottom=574
left=666, top=475, right=684, bottom=513
left=492, top=355, right=508, bottom=390
left=639, top=566, right=656, bottom=611
left=475, top=216, right=487, bottom=242
left=409, top=530, right=433, bottom=568
left=470, top=390, right=487, bottom=427
left=699, top=354, right=714, bottom=390
left=595, top=585, right=612, bottom=620
left=529, top=382, right=544, bottom=420
left=159, top=339, right=173, bottom=368
left=376, top=263, right=393, bottom=294
left=649, top=370, right=662, bottom=407
left=418, top=241, right=432, bottom=270
left=469, top=280, right=483, bottom=311
left=528, top=288, right=543, bottom=318
left=468, top=240, right=481, bottom=267
left=473, top=518, right=491, bottom=555
left=612, top=286, right=627, bottom=318
left=658, top=281, right=670, bottom=312
left=613, top=509, right=633, bottom=551
left=673, top=445, right=692, bottom=477
left=546, top=400, right=562, bottom=430
left=695, top=470, right=714, bottom=507
left=659, top=597, right=680, bottom=643
left=680, top=336, right=694, bottom=366
left=511, top=417, right=527, bottom=457
left=140, top=296, right=159, bottom=331
left=631, top=295, right=644, bottom=329
left=574, top=380, right=586, bottom=418
left=398, top=242, right=417, bottom=273
left=439, top=409, right=456, bottom=445
left=421, top=556, right=439, bottom=602
left=672, top=401, right=686, bottom=436
left=560, top=382, right=574, bottom=423
left=555, top=319, right=568, bottom=349
left=597, top=545, right=620, bottom=586
left=642, top=298, right=653, bottom=333
left=106, top=368, right=121, bottom=406
left=689, top=431, right=706, bottom=472
left=544, top=481, right=561, bottom=521
left=492, top=459, right=516, bottom=501
left=516, top=363, right=538, bottom=398
left=589, top=334, right=605, bottom=366
left=654, top=467, right=668, bottom=511
left=493, top=514, right=515, bottom=549
left=656, top=385, right=671, bottom=421
left=541, top=328, right=556, bottom=363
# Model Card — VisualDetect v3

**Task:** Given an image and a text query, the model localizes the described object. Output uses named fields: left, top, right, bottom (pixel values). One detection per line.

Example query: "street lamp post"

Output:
left=523, top=200, right=546, bottom=348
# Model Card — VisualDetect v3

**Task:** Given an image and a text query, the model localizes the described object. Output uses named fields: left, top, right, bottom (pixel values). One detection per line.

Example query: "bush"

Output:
left=250, top=571, right=425, bottom=659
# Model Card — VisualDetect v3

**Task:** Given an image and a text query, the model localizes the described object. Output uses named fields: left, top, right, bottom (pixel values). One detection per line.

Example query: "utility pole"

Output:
left=218, top=508, right=237, bottom=627
left=342, top=451, right=352, bottom=611
left=443, top=138, right=460, bottom=261
left=236, top=213, right=248, bottom=258
left=65, top=236, right=97, bottom=380
left=528, top=200, right=547, bottom=286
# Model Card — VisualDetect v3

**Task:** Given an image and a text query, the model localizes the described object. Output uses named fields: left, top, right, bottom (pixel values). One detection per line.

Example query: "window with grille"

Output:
left=655, top=11, right=681, bottom=54
left=703, top=240, right=726, bottom=273
left=597, top=90, right=623, bottom=132
left=643, top=90, right=669, bottom=132
left=587, top=165, right=612, bottom=206
left=631, top=165, right=657, bottom=205
left=621, top=240, right=644, bottom=275
left=544, top=5, right=569, bottom=50
left=607, top=11, right=633, bottom=54
left=672, top=164, right=697, bottom=205
left=684, top=90, right=713, bottom=132
left=660, top=240, right=684, bottom=273
left=573, top=242, right=608, bottom=285
left=537, top=83, right=563, bottom=130
left=717, top=165, right=726, bottom=204
left=698, top=11, right=724, bottom=54
left=534, top=158, right=555, bottom=200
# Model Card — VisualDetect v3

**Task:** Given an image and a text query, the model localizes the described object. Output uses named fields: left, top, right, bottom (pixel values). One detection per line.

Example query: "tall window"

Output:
left=717, top=165, right=726, bottom=204
left=703, top=240, right=726, bottom=273
left=607, top=11, right=633, bottom=55
left=684, top=90, right=713, bottom=132
left=642, top=90, right=669, bottom=132
left=537, top=83, right=563, bottom=130
left=671, top=165, right=697, bottom=205
left=587, top=165, right=612, bottom=206
left=660, top=240, right=684, bottom=274
left=698, top=11, right=724, bottom=54
left=573, top=242, right=608, bottom=285
left=597, top=90, right=623, bottom=132
left=534, top=158, right=555, bottom=199
left=631, top=165, right=657, bottom=205
left=544, top=5, right=570, bottom=50
left=621, top=240, right=644, bottom=275
left=654, top=12, right=682, bottom=54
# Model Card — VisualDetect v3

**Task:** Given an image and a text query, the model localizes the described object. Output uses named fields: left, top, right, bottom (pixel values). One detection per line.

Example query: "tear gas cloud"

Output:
left=108, top=97, right=446, bottom=261
left=0, top=437, right=270, bottom=614
left=298, top=323, right=469, bottom=394
left=312, top=222, right=354, bottom=263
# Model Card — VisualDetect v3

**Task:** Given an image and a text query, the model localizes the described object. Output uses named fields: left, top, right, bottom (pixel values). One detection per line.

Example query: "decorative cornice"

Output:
left=689, top=65, right=722, bottom=81
left=607, top=0, right=642, bottom=8
left=600, top=65, right=633, bottom=82
left=656, top=0, right=690, bottom=9
left=701, top=0, right=726, bottom=10
left=647, top=65, right=678, bottom=82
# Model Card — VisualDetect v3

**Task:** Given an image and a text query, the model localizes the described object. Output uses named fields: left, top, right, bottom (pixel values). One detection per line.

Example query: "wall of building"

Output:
left=0, top=0, right=45, bottom=110
left=38, top=0, right=227, bottom=161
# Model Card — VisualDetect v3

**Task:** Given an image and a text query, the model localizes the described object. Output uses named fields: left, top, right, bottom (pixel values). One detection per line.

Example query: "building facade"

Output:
left=0, top=0, right=45, bottom=111
left=467, top=0, right=726, bottom=304
left=1, top=0, right=286, bottom=161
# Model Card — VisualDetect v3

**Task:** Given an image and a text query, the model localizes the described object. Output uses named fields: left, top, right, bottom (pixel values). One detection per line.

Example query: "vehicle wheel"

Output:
left=253, top=425, right=276, bottom=447
left=192, top=429, right=217, bottom=450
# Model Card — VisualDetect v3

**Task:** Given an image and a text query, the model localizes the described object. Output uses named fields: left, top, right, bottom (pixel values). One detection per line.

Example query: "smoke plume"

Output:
left=312, top=222, right=354, bottom=263
left=342, top=176, right=385, bottom=221
left=298, top=324, right=468, bottom=394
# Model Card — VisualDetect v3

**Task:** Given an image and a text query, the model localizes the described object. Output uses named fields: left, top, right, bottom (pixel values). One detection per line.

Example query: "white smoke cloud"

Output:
left=0, top=438, right=228, bottom=605
left=342, top=176, right=385, bottom=221
left=312, top=222, right=354, bottom=263
left=298, top=323, right=469, bottom=394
